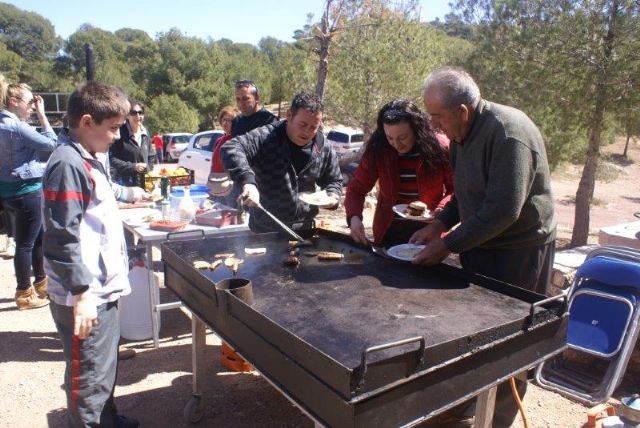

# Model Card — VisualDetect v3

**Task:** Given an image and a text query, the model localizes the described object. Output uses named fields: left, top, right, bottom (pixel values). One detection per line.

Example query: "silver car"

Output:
left=163, top=132, right=194, bottom=161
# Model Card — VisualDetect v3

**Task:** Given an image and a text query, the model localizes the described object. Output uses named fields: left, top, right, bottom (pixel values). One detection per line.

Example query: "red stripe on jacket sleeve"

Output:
left=43, top=189, right=91, bottom=203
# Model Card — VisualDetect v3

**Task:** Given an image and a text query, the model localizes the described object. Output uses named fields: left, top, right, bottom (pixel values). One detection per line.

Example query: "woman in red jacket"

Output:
left=208, top=105, right=238, bottom=202
left=345, top=98, right=453, bottom=246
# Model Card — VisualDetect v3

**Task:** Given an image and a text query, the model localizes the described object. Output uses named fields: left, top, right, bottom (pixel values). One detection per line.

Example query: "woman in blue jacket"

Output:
left=0, top=76, right=57, bottom=309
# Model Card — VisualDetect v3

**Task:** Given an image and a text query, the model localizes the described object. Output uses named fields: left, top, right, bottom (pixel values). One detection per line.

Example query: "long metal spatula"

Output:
left=255, top=203, right=305, bottom=242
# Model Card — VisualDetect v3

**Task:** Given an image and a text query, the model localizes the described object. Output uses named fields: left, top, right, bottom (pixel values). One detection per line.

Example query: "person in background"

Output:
left=412, top=66, right=556, bottom=428
left=222, top=91, right=342, bottom=233
left=345, top=98, right=453, bottom=247
left=109, top=100, right=155, bottom=185
left=208, top=105, right=239, bottom=202
left=1, top=208, right=16, bottom=257
left=152, top=132, right=164, bottom=164
left=231, top=80, right=277, bottom=138
left=43, top=81, right=143, bottom=428
left=0, top=74, right=57, bottom=310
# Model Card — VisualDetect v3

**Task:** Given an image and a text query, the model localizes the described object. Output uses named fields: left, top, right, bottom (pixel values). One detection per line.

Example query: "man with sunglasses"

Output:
left=109, top=100, right=155, bottom=186
left=231, top=80, right=277, bottom=138
left=222, top=91, right=342, bottom=233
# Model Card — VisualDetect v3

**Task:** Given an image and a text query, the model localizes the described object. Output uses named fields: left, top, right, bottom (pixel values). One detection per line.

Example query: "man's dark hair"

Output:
left=67, top=81, right=129, bottom=128
left=235, top=80, right=259, bottom=97
left=290, top=91, right=323, bottom=116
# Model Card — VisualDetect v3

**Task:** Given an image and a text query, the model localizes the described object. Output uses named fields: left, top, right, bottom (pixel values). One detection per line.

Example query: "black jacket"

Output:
left=231, top=108, right=278, bottom=137
left=109, top=124, right=155, bottom=185
left=222, top=121, right=342, bottom=233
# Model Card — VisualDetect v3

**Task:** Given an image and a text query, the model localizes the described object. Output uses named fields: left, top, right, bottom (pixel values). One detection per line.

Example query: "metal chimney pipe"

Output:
left=85, top=43, right=95, bottom=81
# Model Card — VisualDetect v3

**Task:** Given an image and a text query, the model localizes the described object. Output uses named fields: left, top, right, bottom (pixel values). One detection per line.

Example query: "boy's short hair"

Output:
left=290, top=91, right=323, bottom=116
left=67, top=81, right=129, bottom=128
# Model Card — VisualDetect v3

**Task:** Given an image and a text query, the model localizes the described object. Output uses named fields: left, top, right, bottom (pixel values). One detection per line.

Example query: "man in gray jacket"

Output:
left=411, top=66, right=556, bottom=428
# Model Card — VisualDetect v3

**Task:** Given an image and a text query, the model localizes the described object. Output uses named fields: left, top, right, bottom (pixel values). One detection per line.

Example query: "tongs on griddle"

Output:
left=370, top=245, right=390, bottom=259
left=254, top=203, right=305, bottom=242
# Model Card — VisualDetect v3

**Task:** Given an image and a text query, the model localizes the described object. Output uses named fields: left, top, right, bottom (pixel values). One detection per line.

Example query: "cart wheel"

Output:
left=184, top=395, right=204, bottom=423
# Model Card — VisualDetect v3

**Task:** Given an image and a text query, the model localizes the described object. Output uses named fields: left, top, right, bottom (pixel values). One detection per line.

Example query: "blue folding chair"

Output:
left=536, top=246, right=640, bottom=405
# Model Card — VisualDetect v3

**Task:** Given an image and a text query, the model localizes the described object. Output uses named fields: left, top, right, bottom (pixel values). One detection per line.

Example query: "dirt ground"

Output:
left=0, top=138, right=639, bottom=428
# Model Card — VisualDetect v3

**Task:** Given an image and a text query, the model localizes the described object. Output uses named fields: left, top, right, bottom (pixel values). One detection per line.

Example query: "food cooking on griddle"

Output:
left=244, top=247, right=267, bottom=255
left=224, top=257, right=244, bottom=274
left=214, top=253, right=235, bottom=259
left=317, top=251, right=344, bottom=261
left=283, top=255, right=300, bottom=267
left=210, top=259, right=223, bottom=271
left=288, top=239, right=313, bottom=248
left=193, top=260, right=210, bottom=269
left=193, top=259, right=224, bottom=270
left=304, top=251, right=319, bottom=257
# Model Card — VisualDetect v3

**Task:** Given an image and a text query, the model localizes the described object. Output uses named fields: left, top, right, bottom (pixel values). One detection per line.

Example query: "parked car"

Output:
left=178, top=130, right=224, bottom=184
left=163, top=132, right=193, bottom=161
left=326, top=126, right=365, bottom=160
left=340, top=160, right=360, bottom=187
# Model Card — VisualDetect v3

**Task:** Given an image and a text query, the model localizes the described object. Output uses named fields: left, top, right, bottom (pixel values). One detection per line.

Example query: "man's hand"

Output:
left=413, top=238, right=450, bottom=266
left=73, top=291, right=98, bottom=340
left=130, top=187, right=150, bottom=202
left=409, top=219, right=446, bottom=245
left=134, top=163, right=147, bottom=173
left=238, top=183, right=260, bottom=207
left=349, top=216, right=369, bottom=245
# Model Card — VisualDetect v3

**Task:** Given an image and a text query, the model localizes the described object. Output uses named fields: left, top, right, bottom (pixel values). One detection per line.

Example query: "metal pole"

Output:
left=84, top=43, right=95, bottom=81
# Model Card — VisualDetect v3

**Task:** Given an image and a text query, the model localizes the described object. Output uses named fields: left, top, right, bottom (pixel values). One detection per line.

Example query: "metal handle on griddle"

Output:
left=357, top=336, right=425, bottom=389
left=166, top=229, right=205, bottom=241
left=527, top=293, right=568, bottom=328
left=255, top=203, right=305, bottom=242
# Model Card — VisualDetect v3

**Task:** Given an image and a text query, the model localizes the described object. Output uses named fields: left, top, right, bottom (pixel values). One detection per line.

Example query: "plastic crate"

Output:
left=137, top=171, right=193, bottom=192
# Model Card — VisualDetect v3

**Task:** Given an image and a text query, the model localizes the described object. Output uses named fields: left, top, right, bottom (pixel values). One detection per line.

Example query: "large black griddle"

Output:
left=162, top=229, right=567, bottom=427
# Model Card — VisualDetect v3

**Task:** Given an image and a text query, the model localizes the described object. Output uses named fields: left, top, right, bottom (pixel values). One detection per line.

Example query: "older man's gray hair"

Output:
left=423, top=66, right=481, bottom=109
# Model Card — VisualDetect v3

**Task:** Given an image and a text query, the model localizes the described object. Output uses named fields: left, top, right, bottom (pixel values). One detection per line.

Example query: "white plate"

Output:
left=392, top=204, right=435, bottom=221
left=299, top=191, right=337, bottom=206
left=386, top=244, right=425, bottom=262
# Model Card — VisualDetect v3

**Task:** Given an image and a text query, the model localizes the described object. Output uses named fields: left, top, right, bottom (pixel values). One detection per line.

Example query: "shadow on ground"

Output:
left=0, top=330, right=61, bottom=363
left=46, top=300, right=312, bottom=428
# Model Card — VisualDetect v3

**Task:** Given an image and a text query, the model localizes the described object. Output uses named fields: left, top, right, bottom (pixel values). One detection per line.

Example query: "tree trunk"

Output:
left=570, top=0, right=619, bottom=247
left=623, top=131, right=630, bottom=157
left=316, top=38, right=330, bottom=101
left=570, top=103, right=603, bottom=247
left=315, top=3, right=332, bottom=102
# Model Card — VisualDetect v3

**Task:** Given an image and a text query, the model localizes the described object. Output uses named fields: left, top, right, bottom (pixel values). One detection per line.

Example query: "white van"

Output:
left=326, top=126, right=365, bottom=158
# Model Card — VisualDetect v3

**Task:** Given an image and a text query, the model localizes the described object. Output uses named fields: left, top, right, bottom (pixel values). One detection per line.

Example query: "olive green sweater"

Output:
left=438, top=100, right=556, bottom=252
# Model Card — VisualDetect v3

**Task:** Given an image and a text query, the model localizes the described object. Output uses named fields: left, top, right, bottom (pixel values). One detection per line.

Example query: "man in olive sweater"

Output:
left=411, top=66, right=556, bottom=428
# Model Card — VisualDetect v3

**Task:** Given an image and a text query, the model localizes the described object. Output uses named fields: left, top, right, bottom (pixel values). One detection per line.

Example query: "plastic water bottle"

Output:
left=178, top=185, right=196, bottom=222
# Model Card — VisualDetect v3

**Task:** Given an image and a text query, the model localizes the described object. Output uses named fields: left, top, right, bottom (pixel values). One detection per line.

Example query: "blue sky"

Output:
left=4, top=0, right=452, bottom=45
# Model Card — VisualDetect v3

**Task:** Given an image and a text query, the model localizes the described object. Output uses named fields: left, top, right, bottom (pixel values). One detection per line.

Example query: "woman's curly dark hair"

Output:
left=364, top=98, right=448, bottom=173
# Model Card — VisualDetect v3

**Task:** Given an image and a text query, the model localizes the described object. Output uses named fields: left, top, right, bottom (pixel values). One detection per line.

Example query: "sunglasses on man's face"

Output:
left=234, top=80, right=258, bottom=93
left=129, top=110, right=144, bottom=116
